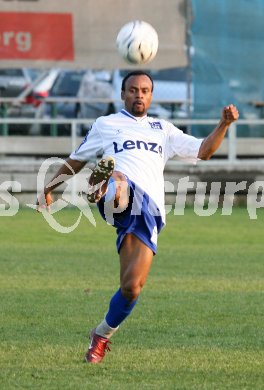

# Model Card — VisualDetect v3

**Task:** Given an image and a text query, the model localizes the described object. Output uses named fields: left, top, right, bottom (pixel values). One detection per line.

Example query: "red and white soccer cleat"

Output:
left=87, top=156, right=115, bottom=203
left=84, top=329, right=112, bottom=364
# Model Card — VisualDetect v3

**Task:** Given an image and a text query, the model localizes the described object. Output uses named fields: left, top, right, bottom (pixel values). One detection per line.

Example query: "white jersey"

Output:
left=70, top=109, right=203, bottom=223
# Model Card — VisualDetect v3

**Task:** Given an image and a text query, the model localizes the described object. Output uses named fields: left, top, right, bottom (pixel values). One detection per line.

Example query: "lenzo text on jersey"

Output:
left=113, top=140, right=163, bottom=156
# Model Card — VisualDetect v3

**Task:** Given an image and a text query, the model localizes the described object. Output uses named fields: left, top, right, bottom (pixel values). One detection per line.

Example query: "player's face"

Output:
left=121, top=75, right=153, bottom=117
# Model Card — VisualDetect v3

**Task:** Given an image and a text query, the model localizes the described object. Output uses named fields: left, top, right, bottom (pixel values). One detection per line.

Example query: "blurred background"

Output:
left=1, top=0, right=264, bottom=205
left=1, top=0, right=264, bottom=137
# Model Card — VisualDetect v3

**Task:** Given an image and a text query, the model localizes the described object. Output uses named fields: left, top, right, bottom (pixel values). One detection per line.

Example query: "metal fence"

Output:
left=1, top=117, right=264, bottom=206
left=1, top=117, right=264, bottom=165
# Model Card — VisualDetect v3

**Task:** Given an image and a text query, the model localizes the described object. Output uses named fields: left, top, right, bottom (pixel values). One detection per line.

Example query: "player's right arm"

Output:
left=37, top=120, right=104, bottom=211
left=36, top=158, right=86, bottom=211
left=44, top=158, right=86, bottom=194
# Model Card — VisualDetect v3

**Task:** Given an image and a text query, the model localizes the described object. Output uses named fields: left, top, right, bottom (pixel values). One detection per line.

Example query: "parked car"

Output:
left=77, top=70, right=114, bottom=130
left=29, top=68, right=60, bottom=105
left=0, top=68, right=60, bottom=134
left=32, top=69, right=114, bottom=136
left=0, top=68, right=41, bottom=98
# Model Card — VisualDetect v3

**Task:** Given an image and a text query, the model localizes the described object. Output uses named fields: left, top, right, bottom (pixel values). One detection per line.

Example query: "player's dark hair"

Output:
left=121, top=70, right=154, bottom=92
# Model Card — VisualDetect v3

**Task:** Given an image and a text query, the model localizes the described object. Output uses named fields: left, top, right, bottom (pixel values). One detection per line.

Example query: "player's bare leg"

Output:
left=86, top=159, right=152, bottom=363
left=119, top=234, right=153, bottom=302
left=85, top=234, right=153, bottom=363
left=101, top=170, right=130, bottom=223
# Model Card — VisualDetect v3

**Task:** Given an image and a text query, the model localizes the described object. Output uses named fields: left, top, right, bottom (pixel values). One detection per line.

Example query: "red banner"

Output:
left=0, top=12, right=74, bottom=60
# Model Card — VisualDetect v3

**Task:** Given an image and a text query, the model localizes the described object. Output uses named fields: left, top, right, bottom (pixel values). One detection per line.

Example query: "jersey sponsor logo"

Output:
left=149, top=121, right=163, bottom=130
left=113, top=139, right=162, bottom=156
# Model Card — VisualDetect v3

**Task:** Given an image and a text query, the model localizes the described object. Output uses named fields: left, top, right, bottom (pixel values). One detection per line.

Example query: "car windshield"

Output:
left=50, top=71, right=85, bottom=96
left=27, top=68, right=42, bottom=81
left=0, top=69, right=23, bottom=77
left=150, top=68, right=188, bottom=81
left=120, top=67, right=188, bottom=82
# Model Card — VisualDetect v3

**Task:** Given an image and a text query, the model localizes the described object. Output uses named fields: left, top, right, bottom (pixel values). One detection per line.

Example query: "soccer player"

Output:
left=37, top=70, right=239, bottom=363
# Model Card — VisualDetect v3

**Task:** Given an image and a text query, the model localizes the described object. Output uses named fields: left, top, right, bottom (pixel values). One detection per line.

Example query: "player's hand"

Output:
left=36, top=192, right=52, bottom=213
left=222, top=104, right=239, bottom=125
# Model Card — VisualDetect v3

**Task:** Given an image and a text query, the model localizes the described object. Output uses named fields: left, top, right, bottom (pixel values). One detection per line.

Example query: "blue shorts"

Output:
left=97, top=178, right=164, bottom=254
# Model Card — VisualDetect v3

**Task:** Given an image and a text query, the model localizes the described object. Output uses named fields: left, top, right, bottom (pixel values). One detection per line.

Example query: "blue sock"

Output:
left=105, top=288, right=139, bottom=328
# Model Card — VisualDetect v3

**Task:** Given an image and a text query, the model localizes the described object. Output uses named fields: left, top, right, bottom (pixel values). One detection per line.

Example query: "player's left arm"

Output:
left=198, top=104, right=239, bottom=160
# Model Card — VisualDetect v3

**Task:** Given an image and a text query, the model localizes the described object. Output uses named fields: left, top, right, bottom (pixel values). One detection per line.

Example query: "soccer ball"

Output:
left=116, top=20, right=159, bottom=65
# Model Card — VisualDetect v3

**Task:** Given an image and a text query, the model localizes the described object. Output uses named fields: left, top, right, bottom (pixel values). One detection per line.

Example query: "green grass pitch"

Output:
left=0, top=207, right=264, bottom=389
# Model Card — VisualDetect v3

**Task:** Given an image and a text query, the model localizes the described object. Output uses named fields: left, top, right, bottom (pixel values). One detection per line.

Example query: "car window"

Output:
left=119, top=68, right=188, bottom=82
left=150, top=68, right=188, bottom=81
left=50, top=71, right=85, bottom=96
left=0, top=69, right=24, bottom=77
left=27, top=68, right=42, bottom=81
